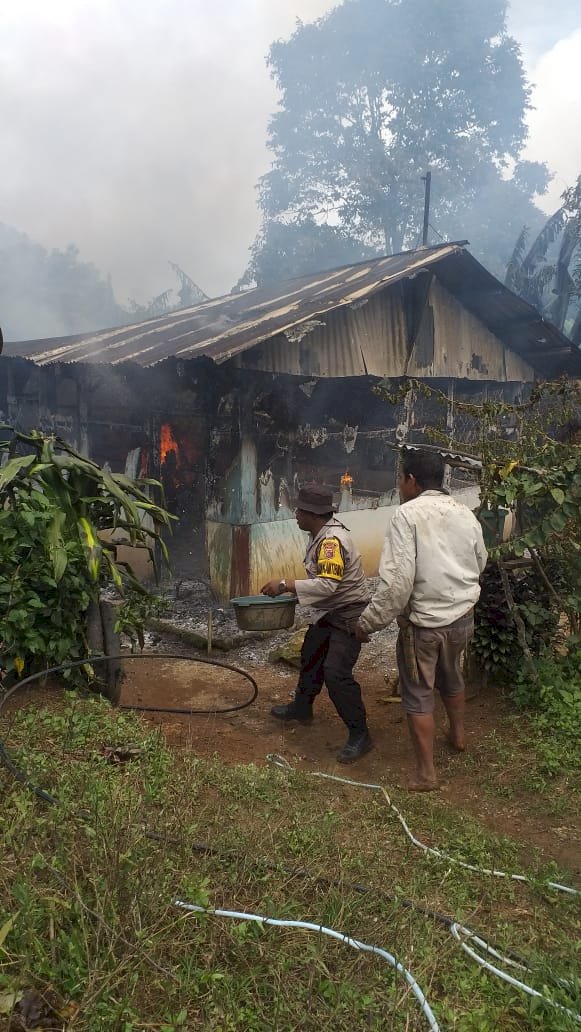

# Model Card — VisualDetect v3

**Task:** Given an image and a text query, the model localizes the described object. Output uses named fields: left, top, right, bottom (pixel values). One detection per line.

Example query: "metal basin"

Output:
left=231, top=594, right=298, bottom=631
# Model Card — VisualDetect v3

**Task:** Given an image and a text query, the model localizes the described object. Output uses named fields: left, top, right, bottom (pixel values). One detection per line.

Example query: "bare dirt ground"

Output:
left=118, top=634, right=580, bottom=878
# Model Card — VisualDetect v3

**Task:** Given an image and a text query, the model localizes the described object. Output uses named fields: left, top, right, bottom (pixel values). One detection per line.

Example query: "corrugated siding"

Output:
left=406, top=280, right=535, bottom=381
left=248, top=278, right=535, bottom=382
left=503, top=345, right=536, bottom=382
left=237, top=286, right=409, bottom=378
left=358, top=284, right=409, bottom=375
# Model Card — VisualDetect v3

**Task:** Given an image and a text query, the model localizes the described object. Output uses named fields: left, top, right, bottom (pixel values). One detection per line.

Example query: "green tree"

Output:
left=442, top=160, right=549, bottom=281
left=249, top=0, right=546, bottom=283
left=236, top=218, right=375, bottom=288
left=0, top=224, right=127, bottom=340
left=0, top=225, right=208, bottom=340
left=505, top=174, right=581, bottom=343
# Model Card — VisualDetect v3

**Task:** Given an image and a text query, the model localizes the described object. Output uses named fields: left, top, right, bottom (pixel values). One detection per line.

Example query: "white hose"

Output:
left=266, top=755, right=579, bottom=897
left=450, top=924, right=581, bottom=1024
left=175, top=900, right=440, bottom=1031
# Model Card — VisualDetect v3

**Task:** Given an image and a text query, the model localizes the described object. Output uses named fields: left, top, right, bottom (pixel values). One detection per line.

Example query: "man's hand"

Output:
left=261, top=579, right=282, bottom=597
left=355, top=621, right=371, bottom=643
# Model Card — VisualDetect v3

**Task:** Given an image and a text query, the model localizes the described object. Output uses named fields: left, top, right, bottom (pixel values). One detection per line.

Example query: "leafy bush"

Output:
left=0, top=428, right=173, bottom=682
left=471, top=564, right=561, bottom=681
left=510, top=642, right=581, bottom=775
left=0, top=502, right=92, bottom=679
left=511, top=643, right=581, bottom=738
left=376, top=378, right=580, bottom=701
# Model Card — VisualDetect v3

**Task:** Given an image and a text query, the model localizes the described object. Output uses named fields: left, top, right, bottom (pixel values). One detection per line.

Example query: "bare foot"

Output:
left=446, top=734, right=465, bottom=753
left=407, top=778, right=440, bottom=792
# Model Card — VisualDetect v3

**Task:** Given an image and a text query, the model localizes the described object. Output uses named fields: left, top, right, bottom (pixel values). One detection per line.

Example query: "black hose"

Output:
left=184, top=838, right=455, bottom=929
left=0, top=653, right=257, bottom=805
left=1, top=653, right=258, bottom=714
left=0, top=663, right=540, bottom=973
left=0, top=663, right=454, bottom=930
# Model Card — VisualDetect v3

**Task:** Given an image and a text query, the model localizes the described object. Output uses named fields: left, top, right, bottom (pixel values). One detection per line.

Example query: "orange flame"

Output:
left=160, top=423, right=179, bottom=464
left=341, top=471, right=354, bottom=488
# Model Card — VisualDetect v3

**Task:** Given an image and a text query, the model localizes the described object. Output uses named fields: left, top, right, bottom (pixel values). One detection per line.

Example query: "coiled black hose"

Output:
left=0, top=653, right=258, bottom=804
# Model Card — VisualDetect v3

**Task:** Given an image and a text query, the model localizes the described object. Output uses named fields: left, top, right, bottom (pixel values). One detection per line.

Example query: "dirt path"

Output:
left=119, top=650, right=580, bottom=877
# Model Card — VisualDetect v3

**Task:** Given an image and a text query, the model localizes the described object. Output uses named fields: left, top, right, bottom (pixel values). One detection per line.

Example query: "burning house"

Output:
left=2, top=242, right=580, bottom=598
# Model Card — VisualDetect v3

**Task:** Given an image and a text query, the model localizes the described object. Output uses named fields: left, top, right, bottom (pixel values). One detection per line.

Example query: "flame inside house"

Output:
left=159, top=422, right=198, bottom=497
left=160, top=423, right=179, bottom=465
left=341, top=471, right=354, bottom=488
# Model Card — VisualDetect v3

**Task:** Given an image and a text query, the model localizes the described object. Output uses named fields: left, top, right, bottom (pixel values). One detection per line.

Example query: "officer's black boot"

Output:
left=337, top=728, right=372, bottom=764
left=271, top=695, right=314, bottom=724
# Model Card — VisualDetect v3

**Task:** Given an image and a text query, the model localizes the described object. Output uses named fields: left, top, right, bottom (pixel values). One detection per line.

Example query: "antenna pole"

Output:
left=421, top=171, right=431, bottom=247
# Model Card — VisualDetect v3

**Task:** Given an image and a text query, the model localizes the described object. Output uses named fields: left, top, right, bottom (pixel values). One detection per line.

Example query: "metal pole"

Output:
left=421, top=171, right=431, bottom=247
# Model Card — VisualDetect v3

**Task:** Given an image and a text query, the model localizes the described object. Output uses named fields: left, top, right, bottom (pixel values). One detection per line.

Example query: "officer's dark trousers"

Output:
left=296, top=617, right=367, bottom=733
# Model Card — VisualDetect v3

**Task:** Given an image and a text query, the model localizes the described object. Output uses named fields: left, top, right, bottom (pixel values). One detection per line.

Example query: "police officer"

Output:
left=261, top=484, right=372, bottom=763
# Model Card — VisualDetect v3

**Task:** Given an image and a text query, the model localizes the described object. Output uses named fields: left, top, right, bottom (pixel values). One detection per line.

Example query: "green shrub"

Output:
left=511, top=642, right=581, bottom=740
left=0, top=500, right=92, bottom=679
left=1, top=428, right=173, bottom=682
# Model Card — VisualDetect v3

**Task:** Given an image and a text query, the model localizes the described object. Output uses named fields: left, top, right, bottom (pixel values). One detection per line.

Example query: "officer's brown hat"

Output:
left=296, top=484, right=336, bottom=515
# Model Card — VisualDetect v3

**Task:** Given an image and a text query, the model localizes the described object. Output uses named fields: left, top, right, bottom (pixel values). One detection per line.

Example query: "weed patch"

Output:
left=1, top=690, right=579, bottom=1030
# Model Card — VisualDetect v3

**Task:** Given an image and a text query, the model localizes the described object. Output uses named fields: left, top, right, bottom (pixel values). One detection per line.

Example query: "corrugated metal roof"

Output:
left=4, top=242, right=581, bottom=378
left=402, top=443, right=482, bottom=470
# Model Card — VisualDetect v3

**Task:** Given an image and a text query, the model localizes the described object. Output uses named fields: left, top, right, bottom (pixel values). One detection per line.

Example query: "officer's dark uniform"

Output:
left=271, top=485, right=372, bottom=763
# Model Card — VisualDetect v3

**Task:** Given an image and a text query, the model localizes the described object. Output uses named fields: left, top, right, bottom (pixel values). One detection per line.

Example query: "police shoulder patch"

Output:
left=316, top=537, right=345, bottom=581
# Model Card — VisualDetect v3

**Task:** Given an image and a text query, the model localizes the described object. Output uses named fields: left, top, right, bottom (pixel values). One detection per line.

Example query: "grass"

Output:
left=1, top=687, right=580, bottom=1031
left=459, top=705, right=581, bottom=823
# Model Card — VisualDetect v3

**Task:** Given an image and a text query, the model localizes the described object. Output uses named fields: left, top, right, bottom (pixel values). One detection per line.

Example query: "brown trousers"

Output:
left=397, top=609, right=474, bottom=715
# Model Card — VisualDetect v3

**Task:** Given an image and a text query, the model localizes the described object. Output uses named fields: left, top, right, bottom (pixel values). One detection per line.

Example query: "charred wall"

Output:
left=0, top=353, right=527, bottom=598
left=206, top=367, right=525, bottom=524
left=204, top=368, right=525, bottom=596
left=0, top=357, right=221, bottom=580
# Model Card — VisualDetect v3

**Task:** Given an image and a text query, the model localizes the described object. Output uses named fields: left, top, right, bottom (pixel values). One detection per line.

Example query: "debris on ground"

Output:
left=100, top=745, right=143, bottom=764
left=4, top=987, right=78, bottom=1031
left=268, top=628, right=307, bottom=668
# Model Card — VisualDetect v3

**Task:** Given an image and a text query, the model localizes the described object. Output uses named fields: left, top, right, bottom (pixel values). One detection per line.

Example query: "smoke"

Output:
left=521, top=28, right=581, bottom=211
left=0, top=0, right=333, bottom=305
left=507, top=0, right=579, bottom=57
left=0, top=0, right=578, bottom=311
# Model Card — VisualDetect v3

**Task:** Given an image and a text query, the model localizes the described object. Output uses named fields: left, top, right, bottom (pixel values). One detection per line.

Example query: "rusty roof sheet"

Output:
left=4, top=242, right=581, bottom=378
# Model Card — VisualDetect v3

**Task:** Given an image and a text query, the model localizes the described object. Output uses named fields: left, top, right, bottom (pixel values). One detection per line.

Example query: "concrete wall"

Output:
left=208, top=485, right=481, bottom=599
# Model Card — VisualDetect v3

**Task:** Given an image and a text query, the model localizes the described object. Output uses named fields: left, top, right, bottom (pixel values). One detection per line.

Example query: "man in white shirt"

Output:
left=356, top=450, right=487, bottom=790
left=261, top=484, right=372, bottom=763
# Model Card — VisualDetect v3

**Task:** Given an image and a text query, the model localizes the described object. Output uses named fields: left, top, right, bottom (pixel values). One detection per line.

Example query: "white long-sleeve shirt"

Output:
left=359, top=491, right=488, bottom=634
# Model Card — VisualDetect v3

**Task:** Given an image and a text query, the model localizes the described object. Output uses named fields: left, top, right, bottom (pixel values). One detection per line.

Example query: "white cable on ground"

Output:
left=266, top=755, right=579, bottom=897
left=265, top=755, right=580, bottom=1020
left=450, top=924, right=581, bottom=1024
left=175, top=900, right=440, bottom=1031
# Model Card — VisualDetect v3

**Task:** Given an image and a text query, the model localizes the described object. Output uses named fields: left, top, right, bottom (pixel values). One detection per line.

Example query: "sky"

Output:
left=0, top=0, right=579, bottom=305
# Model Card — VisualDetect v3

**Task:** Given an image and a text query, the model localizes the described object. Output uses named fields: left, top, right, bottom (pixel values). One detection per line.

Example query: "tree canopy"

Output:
left=236, top=218, right=375, bottom=289
left=0, top=223, right=127, bottom=341
left=505, top=175, right=581, bottom=344
left=247, top=0, right=548, bottom=285
left=0, top=223, right=208, bottom=340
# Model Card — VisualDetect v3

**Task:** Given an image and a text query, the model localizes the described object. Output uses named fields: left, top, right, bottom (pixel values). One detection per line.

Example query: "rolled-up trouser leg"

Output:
left=322, top=624, right=366, bottom=733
